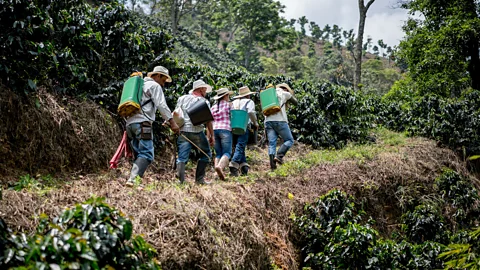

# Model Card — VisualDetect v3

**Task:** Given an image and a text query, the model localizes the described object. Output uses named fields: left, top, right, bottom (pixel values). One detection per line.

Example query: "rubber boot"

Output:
left=126, top=157, right=150, bottom=186
left=215, top=156, right=229, bottom=181
left=229, top=161, right=239, bottom=177
left=195, top=160, right=210, bottom=185
left=177, top=162, right=186, bottom=184
left=274, top=145, right=288, bottom=165
left=240, top=163, right=249, bottom=176
left=269, top=154, right=277, bottom=171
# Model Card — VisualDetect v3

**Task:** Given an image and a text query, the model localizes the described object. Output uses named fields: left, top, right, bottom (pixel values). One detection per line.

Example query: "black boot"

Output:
left=195, top=160, right=210, bottom=185
left=230, top=167, right=239, bottom=177
left=275, top=145, right=288, bottom=165
left=229, top=162, right=239, bottom=177
left=240, top=165, right=249, bottom=175
left=177, top=162, right=186, bottom=184
left=269, top=154, right=277, bottom=171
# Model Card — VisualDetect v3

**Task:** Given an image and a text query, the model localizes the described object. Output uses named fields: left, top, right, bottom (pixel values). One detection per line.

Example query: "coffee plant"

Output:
left=0, top=0, right=173, bottom=96
left=0, top=197, right=160, bottom=269
left=295, top=169, right=480, bottom=269
left=435, top=169, right=480, bottom=229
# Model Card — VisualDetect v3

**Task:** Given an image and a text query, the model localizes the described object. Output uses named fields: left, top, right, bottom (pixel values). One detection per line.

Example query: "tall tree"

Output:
left=148, top=0, right=207, bottom=35
left=398, top=0, right=480, bottom=96
left=310, top=21, right=323, bottom=40
left=353, top=0, right=375, bottom=91
left=221, top=0, right=286, bottom=69
left=322, top=24, right=332, bottom=40
left=298, top=16, right=309, bottom=36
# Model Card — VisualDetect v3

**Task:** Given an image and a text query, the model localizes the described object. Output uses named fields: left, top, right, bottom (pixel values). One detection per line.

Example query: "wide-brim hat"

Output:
left=276, top=83, right=294, bottom=95
left=192, top=79, right=212, bottom=93
left=233, top=86, right=255, bottom=99
left=213, top=87, right=234, bottom=100
left=147, top=66, right=172, bottom=82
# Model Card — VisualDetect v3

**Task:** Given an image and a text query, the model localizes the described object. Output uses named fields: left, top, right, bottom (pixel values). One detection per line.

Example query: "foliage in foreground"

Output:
left=0, top=197, right=160, bottom=269
left=294, top=169, right=480, bottom=269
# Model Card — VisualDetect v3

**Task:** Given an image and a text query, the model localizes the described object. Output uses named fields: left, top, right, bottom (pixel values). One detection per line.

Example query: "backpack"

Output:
left=117, top=73, right=152, bottom=118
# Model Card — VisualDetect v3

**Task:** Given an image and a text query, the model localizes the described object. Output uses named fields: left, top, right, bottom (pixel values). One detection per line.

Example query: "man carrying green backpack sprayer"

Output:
left=118, top=66, right=180, bottom=187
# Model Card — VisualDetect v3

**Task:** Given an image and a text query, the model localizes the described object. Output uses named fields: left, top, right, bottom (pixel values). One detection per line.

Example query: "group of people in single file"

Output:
left=124, top=66, right=297, bottom=186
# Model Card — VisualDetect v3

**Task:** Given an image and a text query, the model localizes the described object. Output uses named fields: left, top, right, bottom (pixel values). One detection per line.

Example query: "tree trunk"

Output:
left=171, top=0, right=178, bottom=35
left=353, top=0, right=375, bottom=91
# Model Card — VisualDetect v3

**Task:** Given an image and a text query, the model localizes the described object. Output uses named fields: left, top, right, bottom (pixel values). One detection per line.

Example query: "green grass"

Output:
left=10, top=174, right=61, bottom=195
left=272, top=128, right=409, bottom=177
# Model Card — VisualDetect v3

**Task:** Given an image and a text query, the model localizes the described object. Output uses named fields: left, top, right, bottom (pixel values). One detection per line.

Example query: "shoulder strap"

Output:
left=242, top=99, right=251, bottom=111
left=141, top=99, right=152, bottom=107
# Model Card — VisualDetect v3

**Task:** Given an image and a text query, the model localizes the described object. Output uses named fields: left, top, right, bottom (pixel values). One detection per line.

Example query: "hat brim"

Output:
left=233, top=91, right=255, bottom=99
left=147, top=72, right=172, bottom=82
left=213, top=91, right=234, bottom=100
left=193, top=84, right=213, bottom=93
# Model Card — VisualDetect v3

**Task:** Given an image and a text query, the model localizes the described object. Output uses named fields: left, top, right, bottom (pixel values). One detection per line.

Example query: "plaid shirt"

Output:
left=212, top=100, right=231, bottom=131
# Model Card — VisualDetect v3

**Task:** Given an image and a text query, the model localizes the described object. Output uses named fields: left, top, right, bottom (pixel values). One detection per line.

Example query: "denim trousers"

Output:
left=231, top=130, right=249, bottom=164
left=214, top=129, right=232, bottom=159
left=177, top=131, right=212, bottom=163
left=127, top=123, right=154, bottom=162
left=265, top=121, right=294, bottom=156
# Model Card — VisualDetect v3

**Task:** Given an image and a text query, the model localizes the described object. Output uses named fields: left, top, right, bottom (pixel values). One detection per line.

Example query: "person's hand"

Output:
left=169, top=119, right=180, bottom=134
left=254, top=124, right=259, bottom=130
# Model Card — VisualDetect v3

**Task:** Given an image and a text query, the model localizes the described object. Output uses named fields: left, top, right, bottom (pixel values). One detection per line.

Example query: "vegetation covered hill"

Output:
left=1, top=0, right=480, bottom=268
left=2, top=126, right=479, bottom=269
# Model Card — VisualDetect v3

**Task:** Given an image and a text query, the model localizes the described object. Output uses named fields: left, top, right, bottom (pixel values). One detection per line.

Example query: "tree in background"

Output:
left=298, top=16, right=309, bottom=36
left=398, top=0, right=480, bottom=97
left=354, top=0, right=376, bottom=91
left=310, top=21, right=323, bottom=40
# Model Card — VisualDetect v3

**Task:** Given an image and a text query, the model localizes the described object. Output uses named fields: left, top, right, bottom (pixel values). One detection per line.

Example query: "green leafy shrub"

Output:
left=289, top=81, right=376, bottom=148
left=401, top=204, right=447, bottom=244
left=440, top=226, right=480, bottom=269
left=0, top=0, right=172, bottom=96
left=0, top=197, right=160, bottom=269
left=435, top=169, right=480, bottom=228
left=380, top=89, right=480, bottom=156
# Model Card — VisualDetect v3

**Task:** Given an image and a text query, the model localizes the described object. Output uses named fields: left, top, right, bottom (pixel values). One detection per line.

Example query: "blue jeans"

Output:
left=177, top=131, right=212, bottom=163
left=214, top=129, right=232, bottom=159
left=127, top=123, right=154, bottom=162
left=265, top=121, right=294, bottom=156
left=232, top=131, right=249, bottom=164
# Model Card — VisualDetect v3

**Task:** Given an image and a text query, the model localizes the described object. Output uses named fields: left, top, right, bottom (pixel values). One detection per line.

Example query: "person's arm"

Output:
left=206, top=121, right=214, bottom=146
left=152, top=85, right=179, bottom=133
left=283, top=91, right=298, bottom=106
left=247, top=100, right=259, bottom=129
left=151, top=84, right=173, bottom=121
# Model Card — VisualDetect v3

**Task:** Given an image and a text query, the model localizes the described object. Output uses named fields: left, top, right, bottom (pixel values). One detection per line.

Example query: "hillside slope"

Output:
left=0, top=128, right=472, bottom=269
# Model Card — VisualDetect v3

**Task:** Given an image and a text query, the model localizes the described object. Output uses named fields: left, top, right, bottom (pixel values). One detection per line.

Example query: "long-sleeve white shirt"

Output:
left=126, top=77, right=173, bottom=125
left=265, top=88, right=292, bottom=123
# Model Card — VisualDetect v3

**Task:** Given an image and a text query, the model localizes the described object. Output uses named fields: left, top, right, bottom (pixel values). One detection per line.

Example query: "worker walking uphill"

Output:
left=265, top=83, right=297, bottom=170
left=175, top=79, right=215, bottom=184
left=125, top=66, right=179, bottom=187
left=229, top=86, right=258, bottom=176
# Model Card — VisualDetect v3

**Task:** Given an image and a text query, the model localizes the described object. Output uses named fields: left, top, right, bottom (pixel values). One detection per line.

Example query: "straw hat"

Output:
left=276, top=83, right=294, bottom=95
left=213, top=87, right=234, bottom=100
left=192, top=79, right=212, bottom=93
left=147, top=66, right=172, bottom=82
left=233, top=86, right=255, bottom=99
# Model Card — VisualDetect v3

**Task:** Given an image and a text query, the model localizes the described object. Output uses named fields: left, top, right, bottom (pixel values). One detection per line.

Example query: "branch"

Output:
left=365, top=0, right=375, bottom=11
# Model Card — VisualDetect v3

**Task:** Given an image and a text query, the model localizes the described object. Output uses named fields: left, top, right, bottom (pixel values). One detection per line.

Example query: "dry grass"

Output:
left=0, top=88, right=477, bottom=269
left=1, top=133, right=472, bottom=269
left=0, top=86, right=119, bottom=179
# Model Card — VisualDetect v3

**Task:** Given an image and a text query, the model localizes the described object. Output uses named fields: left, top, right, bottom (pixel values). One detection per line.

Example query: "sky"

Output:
left=277, top=0, right=409, bottom=48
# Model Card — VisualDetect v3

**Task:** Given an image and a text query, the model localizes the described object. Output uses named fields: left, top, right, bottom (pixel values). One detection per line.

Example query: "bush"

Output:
left=0, top=197, right=160, bottom=269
